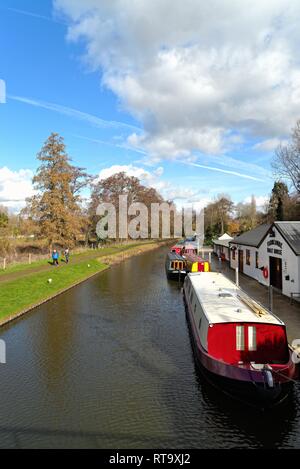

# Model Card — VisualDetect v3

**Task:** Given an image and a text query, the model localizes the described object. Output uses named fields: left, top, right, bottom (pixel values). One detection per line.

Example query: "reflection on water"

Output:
left=0, top=247, right=299, bottom=448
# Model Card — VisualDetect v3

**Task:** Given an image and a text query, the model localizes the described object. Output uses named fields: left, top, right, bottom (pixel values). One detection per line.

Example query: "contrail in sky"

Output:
left=2, top=7, right=66, bottom=25
left=181, top=161, right=266, bottom=182
left=9, top=95, right=141, bottom=133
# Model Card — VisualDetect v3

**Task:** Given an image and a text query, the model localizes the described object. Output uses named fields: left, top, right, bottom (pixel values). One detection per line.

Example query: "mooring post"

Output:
left=209, top=252, right=212, bottom=264
left=235, top=267, right=239, bottom=288
left=269, top=285, right=273, bottom=313
left=3, top=258, right=6, bottom=270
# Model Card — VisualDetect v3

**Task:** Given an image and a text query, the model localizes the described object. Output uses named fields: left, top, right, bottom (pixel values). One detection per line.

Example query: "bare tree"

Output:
left=273, top=121, right=300, bottom=193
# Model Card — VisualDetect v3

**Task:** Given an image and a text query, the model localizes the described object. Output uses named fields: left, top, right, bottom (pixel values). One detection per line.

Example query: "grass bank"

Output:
left=0, top=241, right=162, bottom=278
left=0, top=240, right=169, bottom=327
left=0, top=259, right=108, bottom=325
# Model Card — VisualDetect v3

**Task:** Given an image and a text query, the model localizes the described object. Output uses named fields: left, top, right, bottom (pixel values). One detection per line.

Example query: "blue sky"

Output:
left=1, top=0, right=299, bottom=211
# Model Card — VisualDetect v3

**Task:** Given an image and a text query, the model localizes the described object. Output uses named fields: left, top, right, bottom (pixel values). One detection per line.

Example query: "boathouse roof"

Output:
left=230, top=222, right=300, bottom=254
left=212, top=238, right=232, bottom=248
left=230, top=224, right=271, bottom=248
left=274, top=222, right=300, bottom=256
left=188, top=272, right=282, bottom=325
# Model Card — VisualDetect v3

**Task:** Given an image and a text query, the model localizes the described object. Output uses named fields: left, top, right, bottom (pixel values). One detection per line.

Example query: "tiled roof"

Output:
left=230, top=224, right=271, bottom=247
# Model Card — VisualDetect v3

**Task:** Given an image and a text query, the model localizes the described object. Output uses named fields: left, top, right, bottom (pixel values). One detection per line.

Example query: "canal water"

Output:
left=0, top=246, right=300, bottom=449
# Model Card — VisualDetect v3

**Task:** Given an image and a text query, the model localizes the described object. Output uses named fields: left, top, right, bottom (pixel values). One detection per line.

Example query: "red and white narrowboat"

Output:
left=170, top=241, right=185, bottom=255
left=183, top=272, right=296, bottom=406
left=182, top=242, right=198, bottom=255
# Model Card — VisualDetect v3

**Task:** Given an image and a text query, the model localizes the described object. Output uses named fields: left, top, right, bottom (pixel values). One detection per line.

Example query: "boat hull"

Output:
left=166, top=268, right=186, bottom=280
left=183, top=289, right=295, bottom=407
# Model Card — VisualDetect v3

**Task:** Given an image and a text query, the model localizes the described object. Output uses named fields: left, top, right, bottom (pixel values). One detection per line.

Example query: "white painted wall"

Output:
left=229, top=227, right=300, bottom=298
left=260, top=229, right=299, bottom=297
left=213, top=243, right=230, bottom=261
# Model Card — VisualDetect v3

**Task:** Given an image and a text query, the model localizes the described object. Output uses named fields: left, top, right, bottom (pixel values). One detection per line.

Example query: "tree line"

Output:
left=0, top=133, right=168, bottom=255
left=0, top=120, right=300, bottom=254
left=205, top=121, right=300, bottom=243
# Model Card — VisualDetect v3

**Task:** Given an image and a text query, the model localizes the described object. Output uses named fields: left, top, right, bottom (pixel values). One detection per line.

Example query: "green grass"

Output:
left=0, top=241, right=158, bottom=277
left=0, top=258, right=50, bottom=276
left=0, top=259, right=108, bottom=321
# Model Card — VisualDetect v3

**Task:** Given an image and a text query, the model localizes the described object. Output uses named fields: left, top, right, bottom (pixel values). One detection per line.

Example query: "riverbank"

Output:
left=0, top=240, right=169, bottom=327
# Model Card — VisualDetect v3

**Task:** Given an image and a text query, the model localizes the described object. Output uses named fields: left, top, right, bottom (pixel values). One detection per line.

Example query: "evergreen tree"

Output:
left=268, top=181, right=289, bottom=221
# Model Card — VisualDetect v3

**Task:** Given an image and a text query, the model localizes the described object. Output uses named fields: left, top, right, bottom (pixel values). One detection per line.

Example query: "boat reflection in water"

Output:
left=192, top=362, right=300, bottom=448
left=183, top=272, right=297, bottom=408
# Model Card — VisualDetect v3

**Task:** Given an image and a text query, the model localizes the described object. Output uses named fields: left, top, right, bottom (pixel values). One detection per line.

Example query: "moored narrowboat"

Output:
left=183, top=272, right=296, bottom=407
left=170, top=240, right=185, bottom=255
left=165, top=252, right=187, bottom=279
left=184, top=253, right=210, bottom=273
left=182, top=242, right=198, bottom=255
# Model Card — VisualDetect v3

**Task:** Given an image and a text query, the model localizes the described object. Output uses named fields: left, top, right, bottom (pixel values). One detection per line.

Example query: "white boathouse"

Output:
left=229, top=222, right=300, bottom=299
left=212, top=233, right=233, bottom=261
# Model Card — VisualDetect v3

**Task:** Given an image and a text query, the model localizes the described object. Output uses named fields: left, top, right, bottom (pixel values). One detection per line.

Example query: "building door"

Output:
left=238, top=250, right=244, bottom=274
left=270, top=257, right=282, bottom=291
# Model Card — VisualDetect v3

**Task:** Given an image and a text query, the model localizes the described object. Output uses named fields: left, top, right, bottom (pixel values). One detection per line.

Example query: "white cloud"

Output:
left=98, top=164, right=163, bottom=185
left=253, top=138, right=289, bottom=152
left=0, top=167, right=34, bottom=211
left=55, top=0, right=300, bottom=163
left=97, top=164, right=209, bottom=207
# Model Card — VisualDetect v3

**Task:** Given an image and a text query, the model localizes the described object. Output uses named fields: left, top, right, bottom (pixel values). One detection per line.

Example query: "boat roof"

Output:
left=183, top=253, right=204, bottom=262
left=188, top=272, right=283, bottom=326
left=167, top=252, right=185, bottom=261
left=183, top=243, right=197, bottom=250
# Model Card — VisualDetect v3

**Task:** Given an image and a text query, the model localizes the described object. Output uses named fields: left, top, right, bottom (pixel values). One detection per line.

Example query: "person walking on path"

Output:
left=52, top=249, right=59, bottom=266
left=64, top=248, right=70, bottom=264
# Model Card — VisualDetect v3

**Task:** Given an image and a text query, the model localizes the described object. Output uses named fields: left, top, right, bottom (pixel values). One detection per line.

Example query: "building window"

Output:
left=246, top=249, right=251, bottom=266
left=236, top=325, right=245, bottom=351
left=248, top=326, right=257, bottom=351
left=255, top=251, right=259, bottom=269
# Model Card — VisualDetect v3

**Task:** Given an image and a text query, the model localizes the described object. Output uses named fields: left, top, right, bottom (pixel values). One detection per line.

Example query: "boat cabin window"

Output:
left=248, top=326, right=257, bottom=351
left=236, top=326, right=245, bottom=351
left=171, top=261, right=184, bottom=270
left=236, top=325, right=256, bottom=351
